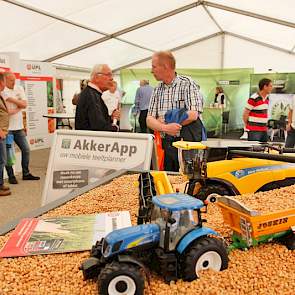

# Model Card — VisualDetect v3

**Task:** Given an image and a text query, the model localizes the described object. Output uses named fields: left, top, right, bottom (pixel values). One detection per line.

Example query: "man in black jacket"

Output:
left=75, top=64, right=120, bottom=131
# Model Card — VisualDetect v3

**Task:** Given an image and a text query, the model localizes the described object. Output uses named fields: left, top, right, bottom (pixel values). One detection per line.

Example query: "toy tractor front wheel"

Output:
left=98, top=262, right=144, bottom=295
left=181, top=236, right=228, bottom=281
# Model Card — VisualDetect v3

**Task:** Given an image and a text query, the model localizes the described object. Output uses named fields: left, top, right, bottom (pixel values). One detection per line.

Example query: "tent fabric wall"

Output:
left=126, top=34, right=295, bottom=73
left=0, top=1, right=294, bottom=72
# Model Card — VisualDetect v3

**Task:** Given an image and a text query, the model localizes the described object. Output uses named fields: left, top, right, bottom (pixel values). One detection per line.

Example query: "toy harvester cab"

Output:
left=80, top=193, right=228, bottom=295
left=173, top=141, right=207, bottom=179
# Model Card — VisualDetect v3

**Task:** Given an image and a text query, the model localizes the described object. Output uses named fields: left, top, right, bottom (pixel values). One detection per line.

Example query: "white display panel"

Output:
left=42, top=130, right=154, bottom=205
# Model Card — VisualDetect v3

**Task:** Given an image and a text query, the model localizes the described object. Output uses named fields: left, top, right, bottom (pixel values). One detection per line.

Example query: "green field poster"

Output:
left=0, top=212, right=131, bottom=257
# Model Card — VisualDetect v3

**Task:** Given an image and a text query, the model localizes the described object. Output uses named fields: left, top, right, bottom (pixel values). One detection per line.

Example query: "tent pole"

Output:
left=113, top=32, right=223, bottom=72
left=44, top=1, right=202, bottom=62
left=202, top=4, right=223, bottom=32
left=225, top=31, right=295, bottom=55
left=203, top=1, right=295, bottom=29
left=221, top=33, right=225, bottom=69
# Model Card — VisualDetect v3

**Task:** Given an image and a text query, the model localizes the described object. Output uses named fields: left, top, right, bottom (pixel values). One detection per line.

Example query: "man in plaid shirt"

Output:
left=147, top=51, right=204, bottom=171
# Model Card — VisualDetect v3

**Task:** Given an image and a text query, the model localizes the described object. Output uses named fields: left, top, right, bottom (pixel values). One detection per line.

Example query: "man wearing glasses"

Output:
left=75, top=64, right=120, bottom=131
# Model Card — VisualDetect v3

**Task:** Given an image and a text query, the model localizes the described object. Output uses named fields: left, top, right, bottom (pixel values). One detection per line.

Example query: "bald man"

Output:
left=147, top=51, right=204, bottom=172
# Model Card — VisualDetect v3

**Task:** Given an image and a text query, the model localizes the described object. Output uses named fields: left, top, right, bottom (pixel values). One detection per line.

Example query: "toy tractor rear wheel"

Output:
left=181, top=236, right=228, bottom=282
left=98, top=262, right=144, bottom=295
left=196, top=184, right=230, bottom=201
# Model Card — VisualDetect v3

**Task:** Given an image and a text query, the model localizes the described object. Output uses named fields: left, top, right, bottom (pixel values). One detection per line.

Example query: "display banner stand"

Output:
left=42, top=130, right=155, bottom=206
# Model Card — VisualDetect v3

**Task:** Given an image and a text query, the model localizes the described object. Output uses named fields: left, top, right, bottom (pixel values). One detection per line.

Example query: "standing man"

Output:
left=243, top=78, right=272, bottom=142
left=2, top=72, right=40, bottom=184
left=285, top=95, right=295, bottom=147
left=147, top=51, right=204, bottom=172
left=134, top=80, right=153, bottom=133
left=75, top=64, right=120, bottom=131
left=0, top=72, right=11, bottom=196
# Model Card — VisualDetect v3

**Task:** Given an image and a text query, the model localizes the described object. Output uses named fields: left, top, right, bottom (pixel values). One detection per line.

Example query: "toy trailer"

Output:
left=214, top=195, right=295, bottom=250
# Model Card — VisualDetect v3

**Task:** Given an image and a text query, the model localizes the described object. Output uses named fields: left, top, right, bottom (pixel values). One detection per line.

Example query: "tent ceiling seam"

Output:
left=113, top=31, right=223, bottom=72
left=204, top=1, right=295, bottom=29
left=114, top=30, right=295, bottom=72
left=202, top=4, right=223, bottom=32
left=225, top=31, right=295, bottom=55
left=2, top=0, right=154, bottom=56
left=221, top=33, right=225, bottom=68
left=44, top=1, right=203, bottom=62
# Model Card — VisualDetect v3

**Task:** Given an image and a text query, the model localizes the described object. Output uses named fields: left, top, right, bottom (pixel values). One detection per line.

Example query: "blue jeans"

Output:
left=5, top=129, right=30, bottom=177
left=0, top=138, right=7, bottom=186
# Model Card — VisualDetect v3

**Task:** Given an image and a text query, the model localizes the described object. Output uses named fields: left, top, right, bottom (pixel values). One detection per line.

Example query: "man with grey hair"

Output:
left=75, top=64, right=120, bottom=131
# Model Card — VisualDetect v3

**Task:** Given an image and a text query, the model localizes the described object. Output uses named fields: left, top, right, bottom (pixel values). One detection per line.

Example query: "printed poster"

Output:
left=0, top=211, right=131, bottom=257
left=20, top=61, right=55, bottom=150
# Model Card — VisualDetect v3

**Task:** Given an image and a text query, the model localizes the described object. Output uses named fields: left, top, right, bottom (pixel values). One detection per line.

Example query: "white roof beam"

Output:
left=203, top=1, right=295, bottom=29
left=44, top=1, right=203, bottom=62
left=202, top=4, right=223, bottom=32
left=225, top=31, right=295, bottom=55
left=113, top=32, right=223, bottom=72
left=3, top=0, right=155, bottom=57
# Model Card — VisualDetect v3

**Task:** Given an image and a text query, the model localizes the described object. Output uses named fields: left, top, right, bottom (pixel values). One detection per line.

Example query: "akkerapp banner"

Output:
left=42, top=130, right=154, bottom=205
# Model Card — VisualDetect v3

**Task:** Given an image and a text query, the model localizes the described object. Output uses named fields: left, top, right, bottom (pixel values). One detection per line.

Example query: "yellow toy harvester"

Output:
left=173, top=140, right=295, bottom=201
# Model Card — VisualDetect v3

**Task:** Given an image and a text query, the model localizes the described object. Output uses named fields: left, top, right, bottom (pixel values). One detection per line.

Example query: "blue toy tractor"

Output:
left=80, top=193, right=228, bottom=295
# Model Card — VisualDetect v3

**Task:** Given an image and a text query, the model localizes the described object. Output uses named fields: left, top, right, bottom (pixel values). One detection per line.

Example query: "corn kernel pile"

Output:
left=0, top=174, right=294, bottom=295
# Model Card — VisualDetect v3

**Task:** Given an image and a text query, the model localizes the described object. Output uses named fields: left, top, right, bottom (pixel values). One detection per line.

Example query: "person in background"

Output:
left=1, top=71, right=40, bottom=184
left=102, top=81, right=121, bottom=117
left=285, top=94, right=295, bottom=147
left=75, top=64, right=120, bottom=131
left=214, top=86, right=226, bottom=108
left=147, top=51, right=204, bottom=172
left=0, top=72, right=11, bottom=196
left=243, top=78, right=272, bottom=142
left=72, top=79, right=88, bottom=106
left=133, top=80, right=153, bottom=133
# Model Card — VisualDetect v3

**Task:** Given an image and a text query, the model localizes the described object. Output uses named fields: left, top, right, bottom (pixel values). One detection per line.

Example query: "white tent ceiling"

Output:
left=1, top=0, right=295, bottom=72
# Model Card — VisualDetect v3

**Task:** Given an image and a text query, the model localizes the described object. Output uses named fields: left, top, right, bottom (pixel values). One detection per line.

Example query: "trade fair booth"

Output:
left=0, top=1, right=294, bottom=294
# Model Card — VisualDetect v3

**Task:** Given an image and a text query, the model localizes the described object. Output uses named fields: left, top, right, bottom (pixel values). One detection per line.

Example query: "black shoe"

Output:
left=23, top=173, right=40, bottom=181
left=8, top=177, right=18, bottom=184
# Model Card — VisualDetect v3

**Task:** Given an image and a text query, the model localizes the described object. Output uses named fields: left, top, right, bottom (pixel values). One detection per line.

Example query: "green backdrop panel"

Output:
left=120, top=68, right=254, bottom=130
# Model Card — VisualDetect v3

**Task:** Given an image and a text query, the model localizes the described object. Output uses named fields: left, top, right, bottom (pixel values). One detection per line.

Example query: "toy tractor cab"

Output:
left=80, top=193, right=228, bottom=295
